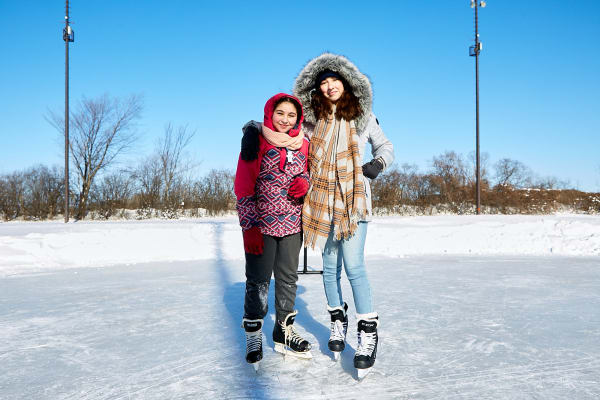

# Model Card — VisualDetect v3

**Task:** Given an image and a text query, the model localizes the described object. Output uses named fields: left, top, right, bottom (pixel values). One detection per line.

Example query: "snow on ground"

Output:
left=1, top=214, right=599, bottom=277
left=1, top=215, right=599, bottom=399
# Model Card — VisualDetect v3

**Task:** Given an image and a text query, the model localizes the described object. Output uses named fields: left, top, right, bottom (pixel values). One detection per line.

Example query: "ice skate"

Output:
left=327, top=303, right=348, bottom=361
left=354, top=313, right=378, bottom=380
left=273, top=310, right=312, bottom=359
left=242, top=318, right=263, bottom=371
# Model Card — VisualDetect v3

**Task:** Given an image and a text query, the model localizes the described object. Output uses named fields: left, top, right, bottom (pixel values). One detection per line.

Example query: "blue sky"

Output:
left=1, top=1, right=599, bottom=191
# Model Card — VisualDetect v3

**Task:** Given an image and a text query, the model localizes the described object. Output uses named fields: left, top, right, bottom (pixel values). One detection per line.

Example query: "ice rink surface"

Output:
left=2, top=254, right=599, bottom=399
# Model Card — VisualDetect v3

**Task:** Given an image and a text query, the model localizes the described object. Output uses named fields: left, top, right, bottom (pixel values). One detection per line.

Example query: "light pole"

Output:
left=470, top=0, right=485, bottom=214
left=63, top=0, right=74, bottom=222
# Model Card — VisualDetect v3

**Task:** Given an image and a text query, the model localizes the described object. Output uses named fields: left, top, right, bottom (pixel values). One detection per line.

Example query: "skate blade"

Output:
left=252, top=361, right=260, bottom=372
left=333, top=351, right=340, bottom=361
left=357, top=367, right=371, bottom=380
left=274, top=343, right=313, bottom=359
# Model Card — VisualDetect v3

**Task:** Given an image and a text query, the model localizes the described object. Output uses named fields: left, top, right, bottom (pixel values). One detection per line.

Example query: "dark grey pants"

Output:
left=244, top=232, right=302, bottom=322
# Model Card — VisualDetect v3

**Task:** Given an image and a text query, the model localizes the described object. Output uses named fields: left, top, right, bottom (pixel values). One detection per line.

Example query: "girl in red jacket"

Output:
left=234, top=93, right=311, bottom=369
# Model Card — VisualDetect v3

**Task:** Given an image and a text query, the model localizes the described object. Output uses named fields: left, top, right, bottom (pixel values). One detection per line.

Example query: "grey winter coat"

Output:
left=293, top=53, right=395, bottom=219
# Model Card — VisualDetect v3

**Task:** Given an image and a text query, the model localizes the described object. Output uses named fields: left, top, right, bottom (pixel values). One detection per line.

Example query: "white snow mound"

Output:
left=1, top=214, right=598, bottom=276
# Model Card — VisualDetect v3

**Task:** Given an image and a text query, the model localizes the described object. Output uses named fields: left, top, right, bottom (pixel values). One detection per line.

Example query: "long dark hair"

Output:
left=310, top=78, right=361, bottom=121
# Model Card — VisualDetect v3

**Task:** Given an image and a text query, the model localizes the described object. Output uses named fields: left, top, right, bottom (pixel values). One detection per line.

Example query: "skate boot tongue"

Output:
left=358, top=319, right=378, bottom=333
left=330, top=309, right=344, bottom=321
left=243, top=320, right=262, bottom=332
left=283, top=315, right=296, bottom=326
left=327, top=302, right=348, bottom=322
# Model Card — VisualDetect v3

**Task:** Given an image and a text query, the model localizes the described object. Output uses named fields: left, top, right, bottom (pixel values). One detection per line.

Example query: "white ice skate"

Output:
left=327, top=303, right=348, bottom=362
left=354, top=313, right=378, bottom=381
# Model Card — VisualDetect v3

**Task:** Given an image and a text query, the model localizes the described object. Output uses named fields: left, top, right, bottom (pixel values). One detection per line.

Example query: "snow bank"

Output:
left=1, top=214, right=598, bottom=276
left=368, top=214, right=600, bottom=257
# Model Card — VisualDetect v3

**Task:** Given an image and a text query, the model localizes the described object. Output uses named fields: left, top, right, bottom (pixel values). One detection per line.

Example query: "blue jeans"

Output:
left=322, top=222, right=373, bottom=314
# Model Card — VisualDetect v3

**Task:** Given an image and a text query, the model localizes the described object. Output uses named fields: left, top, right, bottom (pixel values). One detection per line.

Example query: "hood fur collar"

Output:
left=293, top=53, right=372, bottom=132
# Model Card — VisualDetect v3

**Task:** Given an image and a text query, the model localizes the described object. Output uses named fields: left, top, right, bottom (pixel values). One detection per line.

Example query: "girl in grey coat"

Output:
left=294, top=53, right=394, bottom=378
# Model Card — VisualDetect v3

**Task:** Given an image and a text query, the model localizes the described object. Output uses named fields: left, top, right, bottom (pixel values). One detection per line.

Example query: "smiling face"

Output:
left=319, top=76, right=345, bottom=103
left=272, top=101, right=298, bottom=133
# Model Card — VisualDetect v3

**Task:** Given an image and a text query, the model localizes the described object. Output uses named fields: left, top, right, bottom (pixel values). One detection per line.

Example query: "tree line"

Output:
left=371, top=153, right=600, bottom=214
left=1, top=94, right=598, bottom=221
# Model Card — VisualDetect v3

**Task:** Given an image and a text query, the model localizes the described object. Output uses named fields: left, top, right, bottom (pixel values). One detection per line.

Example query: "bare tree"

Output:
left=398, top=163, right=423, bottom=202
left=431, top=151, right=469, bottom=203
left=494, top=158, right=532, bottom=189
left=130, top=154, right=163, bottom=211
left=195, top=169, right=235, bottom=215
left=371, top=163, right=421, bottom=209
left=468, top=150, right=490, bottom=187
left=534, top=175, right=570, bottom=190
left=48, top=94, right=143, bottom=219
left=157, top=123, right=197, bottom=208
left=0, top=171, right=25, bottom=220
left=90, top=171, right=133, bottom=219
left=23, top=165, right=64, bottom=220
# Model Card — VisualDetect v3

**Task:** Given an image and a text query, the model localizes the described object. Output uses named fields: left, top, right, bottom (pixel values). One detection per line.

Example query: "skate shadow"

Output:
left=213, top=222, right=275, bottom=400
left=339, top=342, right=358, bottom=377
left=294, top=284, right=358, bottom=377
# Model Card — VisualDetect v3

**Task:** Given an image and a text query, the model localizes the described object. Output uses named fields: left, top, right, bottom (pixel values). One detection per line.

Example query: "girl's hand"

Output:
left=241, top=123, right=260, bottom=161
left=243, top=226, right=264, bottom=255
left=362, top=158, right=383, bottom=179
left=288, top=176, right=309, bottom=199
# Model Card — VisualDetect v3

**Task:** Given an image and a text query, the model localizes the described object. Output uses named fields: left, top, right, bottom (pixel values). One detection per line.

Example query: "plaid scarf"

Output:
left=302, top=114, right=367, bottom=250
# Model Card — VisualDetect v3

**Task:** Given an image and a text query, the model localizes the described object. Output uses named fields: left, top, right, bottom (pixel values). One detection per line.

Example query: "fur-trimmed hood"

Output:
left=293, top=53, right=372, bottom=132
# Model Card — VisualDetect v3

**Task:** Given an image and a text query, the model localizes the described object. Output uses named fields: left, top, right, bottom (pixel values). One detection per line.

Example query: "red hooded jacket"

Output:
left=234, top=93, right=309, bottom=237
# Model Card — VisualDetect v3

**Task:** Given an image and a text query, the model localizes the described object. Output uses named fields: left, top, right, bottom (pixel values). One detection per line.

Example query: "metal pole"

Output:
left=298, top=233, right=322, bottom=275
left=298, top=247, right=322, bottom=275
left=474, top=3, right=481, bottom=215
left=303, top=247, right=308, bottom=273
left=64, top=0, right=70, bottom=223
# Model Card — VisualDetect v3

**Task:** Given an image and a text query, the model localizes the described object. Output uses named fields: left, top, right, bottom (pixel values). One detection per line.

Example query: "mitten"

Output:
left=241, top=123, right=260, bottom=161
left=243, top=226, right=264, bottom=255
left=362, top=158, right=384, bottom=179
left=288, top=176, right=309, bottom=198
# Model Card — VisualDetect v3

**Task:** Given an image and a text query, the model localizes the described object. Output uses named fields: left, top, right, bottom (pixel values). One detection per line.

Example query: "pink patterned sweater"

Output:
left=236, top=144, right=309, bottom=237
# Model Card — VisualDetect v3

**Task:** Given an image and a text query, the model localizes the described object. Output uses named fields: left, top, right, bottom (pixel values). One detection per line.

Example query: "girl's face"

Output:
left=272, top=101, right=298, bottom=133
left=319, top=77, right=344, bottom=103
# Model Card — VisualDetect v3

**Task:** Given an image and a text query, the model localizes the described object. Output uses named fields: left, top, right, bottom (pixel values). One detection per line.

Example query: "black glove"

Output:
left=362, top=158, right=383, bottom=179
left=241, top=124, right=260, bottom=161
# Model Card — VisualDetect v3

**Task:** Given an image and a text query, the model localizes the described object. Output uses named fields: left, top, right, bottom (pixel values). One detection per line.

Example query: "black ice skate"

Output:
left=242, top=318, right=263, bottom=371
left=327, top=303, right=348, bottom=361
left=354, top=313, right=378, bottom=380
left=273, top=310, right=312, bottom=359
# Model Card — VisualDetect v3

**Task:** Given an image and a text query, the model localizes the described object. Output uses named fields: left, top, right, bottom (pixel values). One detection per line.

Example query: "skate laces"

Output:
left=246, top=329, right=262, bottom=354
left=329, top=319, right=347, bottom=342
left=356, top=330, right=377, bottom=357
left=284, top=323, right=305, bottom=347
